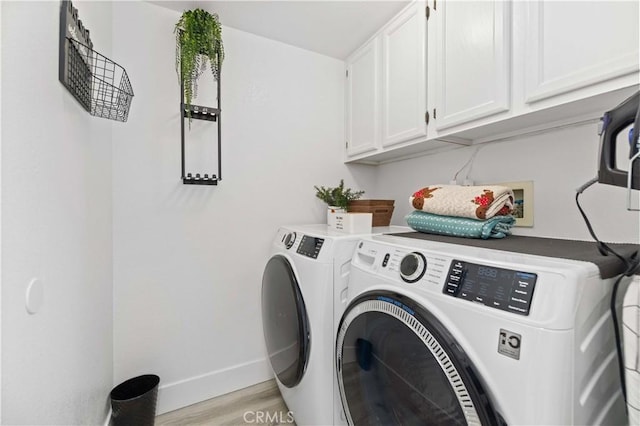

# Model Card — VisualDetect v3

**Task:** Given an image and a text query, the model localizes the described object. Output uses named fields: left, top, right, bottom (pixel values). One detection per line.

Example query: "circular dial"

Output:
left=284, top=232, right=296, bottom=249
left=400, top=252, right=427, bottom=283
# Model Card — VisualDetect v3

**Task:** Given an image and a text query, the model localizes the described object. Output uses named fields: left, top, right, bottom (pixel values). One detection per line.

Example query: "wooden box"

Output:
left=348, top=200, right=395, bottom=227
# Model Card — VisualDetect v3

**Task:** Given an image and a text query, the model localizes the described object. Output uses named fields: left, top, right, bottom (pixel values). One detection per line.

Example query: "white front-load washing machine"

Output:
left=335, top=233, right=635, bottom=426
left=261, top=224, right=409, bottom=425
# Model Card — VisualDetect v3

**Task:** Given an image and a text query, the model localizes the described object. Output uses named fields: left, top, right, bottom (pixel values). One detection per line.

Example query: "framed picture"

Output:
left=496, top=181, right=534, bottom=227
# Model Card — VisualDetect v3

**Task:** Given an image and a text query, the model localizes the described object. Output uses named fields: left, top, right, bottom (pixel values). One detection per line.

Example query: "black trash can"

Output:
left=110, top=374, right=160, bottom=426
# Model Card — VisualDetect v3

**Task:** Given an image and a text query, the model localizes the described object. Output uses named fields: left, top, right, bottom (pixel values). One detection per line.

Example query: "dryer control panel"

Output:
left=444, top=260, right=537, bottom=316
left=297, top=235, right=324, bottom=259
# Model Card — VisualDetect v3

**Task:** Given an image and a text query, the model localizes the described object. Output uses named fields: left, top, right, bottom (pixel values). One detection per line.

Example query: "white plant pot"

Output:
left=327, top=206, right=346, bottom=227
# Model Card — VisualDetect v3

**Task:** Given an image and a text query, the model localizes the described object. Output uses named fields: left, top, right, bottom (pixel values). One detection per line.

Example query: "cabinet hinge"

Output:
left=426, top=5, right=430, bottom=19
left=433, top=108, right=437, bottom=119
left=346, top=141, right=349, bottom=148
left=425, top=111, right=430, bottom=124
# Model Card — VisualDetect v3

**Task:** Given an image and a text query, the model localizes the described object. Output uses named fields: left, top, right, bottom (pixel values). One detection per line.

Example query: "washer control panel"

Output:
left=297, top=235, right=324, bottom=259
left=444, top=259, right=537, bottom=316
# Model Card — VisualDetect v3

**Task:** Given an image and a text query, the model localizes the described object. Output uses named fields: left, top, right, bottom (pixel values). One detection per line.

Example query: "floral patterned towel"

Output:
left=405, top=211, right=515, bottom=239
left=409, top=184, right=514, bottom=220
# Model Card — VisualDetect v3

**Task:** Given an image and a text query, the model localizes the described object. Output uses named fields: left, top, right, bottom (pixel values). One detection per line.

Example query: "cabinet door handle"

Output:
left=425, top=111, right=430, bottom=124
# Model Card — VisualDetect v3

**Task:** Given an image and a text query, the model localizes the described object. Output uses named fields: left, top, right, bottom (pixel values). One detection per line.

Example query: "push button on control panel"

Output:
left=382, top=253, right=390, bottom=267
left=445, top=260, right=465, bottom=295
left=507, top=273, right=537, bottom=313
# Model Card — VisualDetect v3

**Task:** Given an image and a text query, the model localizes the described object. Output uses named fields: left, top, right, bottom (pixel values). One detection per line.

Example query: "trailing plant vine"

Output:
left=175, top=9, right=224, bottom=119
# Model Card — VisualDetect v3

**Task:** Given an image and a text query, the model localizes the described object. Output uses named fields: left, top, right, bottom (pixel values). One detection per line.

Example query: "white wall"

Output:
left=111, top=1, right=374, bottom=414
left=375, top=122, right=639, bottom=243
left=1, top=2, right=114, bottom=424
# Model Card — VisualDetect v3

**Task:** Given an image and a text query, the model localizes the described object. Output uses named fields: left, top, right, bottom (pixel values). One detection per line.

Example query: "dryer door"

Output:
left=261, top=254, right=311, bottom=388
left=336, top=291, right=501, bottom=426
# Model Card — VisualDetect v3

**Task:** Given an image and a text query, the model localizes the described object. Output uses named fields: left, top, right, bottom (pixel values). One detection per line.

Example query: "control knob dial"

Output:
left=284, top=232, right=297, bottom=249
left=400, top=252, right=427, bottom=283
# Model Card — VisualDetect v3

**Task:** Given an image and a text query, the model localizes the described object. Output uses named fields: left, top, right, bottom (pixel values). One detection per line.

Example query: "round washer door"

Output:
left=261, top=255, right=311, bottom=388
left=336, top=291, right=500, bottom=426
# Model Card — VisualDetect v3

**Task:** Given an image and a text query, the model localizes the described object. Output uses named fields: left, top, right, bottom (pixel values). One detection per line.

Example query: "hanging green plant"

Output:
left=174, top=9, right=224, bottom=122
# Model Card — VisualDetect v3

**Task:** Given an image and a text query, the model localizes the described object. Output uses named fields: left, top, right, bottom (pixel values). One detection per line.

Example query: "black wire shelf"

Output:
left=63, top=37, right=134, bottom=122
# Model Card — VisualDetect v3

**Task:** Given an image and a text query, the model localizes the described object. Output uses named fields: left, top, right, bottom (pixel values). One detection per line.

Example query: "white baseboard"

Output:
left=156, top=358, right=273, bottom=415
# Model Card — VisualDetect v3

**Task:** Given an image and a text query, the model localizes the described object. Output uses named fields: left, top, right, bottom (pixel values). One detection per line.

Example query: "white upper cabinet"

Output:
left=434, top=0, right=511, bottom=130
left=381, top=2, right=427, bottom=147
left=344, top=0, right=638, bottom=164
left=345, top=1, right=456, bottom=163
left=524, top=1, right=639, bottom=104
left=346, top=36, right=381, bottom=156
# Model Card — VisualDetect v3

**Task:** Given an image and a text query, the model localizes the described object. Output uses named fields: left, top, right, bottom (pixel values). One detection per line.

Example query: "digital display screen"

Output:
left=444, top=260, right=537, bottom=315
left=297, top=236, right=324, bottom=259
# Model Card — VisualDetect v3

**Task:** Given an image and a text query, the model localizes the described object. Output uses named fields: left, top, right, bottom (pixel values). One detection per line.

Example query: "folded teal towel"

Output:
left=405, top=210, right=515, bottom=239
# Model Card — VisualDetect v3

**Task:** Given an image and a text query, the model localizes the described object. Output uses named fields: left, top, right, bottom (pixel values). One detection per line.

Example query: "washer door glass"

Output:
left=336, top=291, right=499, bottom=426
left=262, top=255, right=310, bottom=388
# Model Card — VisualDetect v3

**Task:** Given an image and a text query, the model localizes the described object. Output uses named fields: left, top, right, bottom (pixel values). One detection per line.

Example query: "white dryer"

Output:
left=335, top=233, right=635, bottom=426
left=261, top=225, right=409, bottom=425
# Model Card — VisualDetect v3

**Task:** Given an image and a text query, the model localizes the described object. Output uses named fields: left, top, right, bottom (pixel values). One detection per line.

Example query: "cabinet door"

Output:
left=435, top=0, right=511, bottom=130
left=346, top=37, right=381, bottom=156
left=524, top=1, right=639, bottom=103
left=381, top=2, right=427, bottom=147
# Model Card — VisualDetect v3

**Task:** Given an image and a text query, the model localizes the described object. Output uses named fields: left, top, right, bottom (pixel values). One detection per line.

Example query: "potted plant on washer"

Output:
left=175, top=8, right=224, bottom=123
left=314, top=179, right=365, bottom=224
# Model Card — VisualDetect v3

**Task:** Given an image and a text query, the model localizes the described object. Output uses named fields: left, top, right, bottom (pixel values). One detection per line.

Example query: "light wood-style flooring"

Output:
left=156, top=380, right=294, bottom=426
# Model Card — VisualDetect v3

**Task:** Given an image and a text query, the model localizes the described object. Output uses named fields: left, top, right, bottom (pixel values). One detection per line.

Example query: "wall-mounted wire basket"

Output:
left=63, top=37, right=134, bottom=122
